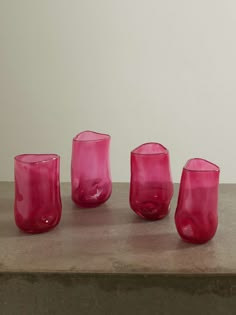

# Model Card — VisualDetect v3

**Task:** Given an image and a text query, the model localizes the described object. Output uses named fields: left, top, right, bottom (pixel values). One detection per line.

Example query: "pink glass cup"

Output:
left=14, top=154, right=62, bottom=233
left=71, top=130, right=112, bottom=208
left=175, top=158, right=220, bottom=244
left=129, top=143, right=174, bottom=220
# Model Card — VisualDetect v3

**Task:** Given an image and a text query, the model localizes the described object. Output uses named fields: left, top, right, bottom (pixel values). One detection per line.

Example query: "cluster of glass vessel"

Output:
left=14, top=130, right=220, bottom=244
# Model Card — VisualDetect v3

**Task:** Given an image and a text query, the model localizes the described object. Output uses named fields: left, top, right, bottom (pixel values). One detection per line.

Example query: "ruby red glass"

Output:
left=175, top=158, right=220, bottom=244
left=14, top=154, right=62, bottom=233
left=71, top=130, right=112, bottom=208
left=129, top=143, right=174, bottom=220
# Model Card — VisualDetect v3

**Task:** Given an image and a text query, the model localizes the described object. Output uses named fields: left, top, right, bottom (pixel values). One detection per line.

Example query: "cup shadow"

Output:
left=0, top=219, right=27, bottom=238
left=67, top=204, right=166, bottom=227
left=125, top=231, right=198, bottom=253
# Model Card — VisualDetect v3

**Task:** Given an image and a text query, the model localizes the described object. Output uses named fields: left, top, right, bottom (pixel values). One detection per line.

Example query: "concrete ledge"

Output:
left=0, top=182, right=235, bottom=314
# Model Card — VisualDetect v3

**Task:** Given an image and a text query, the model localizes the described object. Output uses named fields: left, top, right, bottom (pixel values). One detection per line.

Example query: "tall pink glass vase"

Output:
left=175, top=158, right=220, bottom=244
left=129, top=143, right=174, bottom=220
left=14, top=154, right=62, bottom=233
left=71, top=130, right=112, bottom=208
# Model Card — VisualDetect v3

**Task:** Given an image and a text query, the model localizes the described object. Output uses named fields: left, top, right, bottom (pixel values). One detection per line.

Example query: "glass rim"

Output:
left=131, top=142, right=169, bottom=156
left=183, top=158, right=220, bottom=173
left=14, top=154, right=60, bottom=164
left=73, top=130, right=110, bottom=142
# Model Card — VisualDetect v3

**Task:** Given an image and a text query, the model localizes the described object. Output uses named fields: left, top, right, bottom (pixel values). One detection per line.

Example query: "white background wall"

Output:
left=0, top=0, right=235, bottom=182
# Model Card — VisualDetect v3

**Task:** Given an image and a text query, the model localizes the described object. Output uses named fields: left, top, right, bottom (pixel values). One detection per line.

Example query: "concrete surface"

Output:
left=0, top=182, right=236, bottom=314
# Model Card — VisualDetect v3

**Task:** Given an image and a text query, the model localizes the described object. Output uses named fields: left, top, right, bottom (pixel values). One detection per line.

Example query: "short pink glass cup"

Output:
left=129, top=143, right=174, bottom=220
left=14, top=154, right=62, bottom=233
left=175, top=158, right=220, bottom=244
left=71, top=130, right=112, bottom=208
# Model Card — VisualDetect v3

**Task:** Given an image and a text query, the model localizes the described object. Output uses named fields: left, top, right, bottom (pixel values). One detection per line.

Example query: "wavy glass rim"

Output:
left=14, top=154, right=60, bottom=164
left=73, top=130, right=110, bottom=142
left=183, top=158, right=220, bottom=173
left=131, top=142, right=169, bottom=156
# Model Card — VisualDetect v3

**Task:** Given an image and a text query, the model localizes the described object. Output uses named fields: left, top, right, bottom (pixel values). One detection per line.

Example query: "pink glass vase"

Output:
left=14, top=154, right=62, bottom=233
left=175, top=158, right=220, bottom=244
left=71, top=130, right=112, bottom=208
left=129, top=142, right=174, bottom=220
